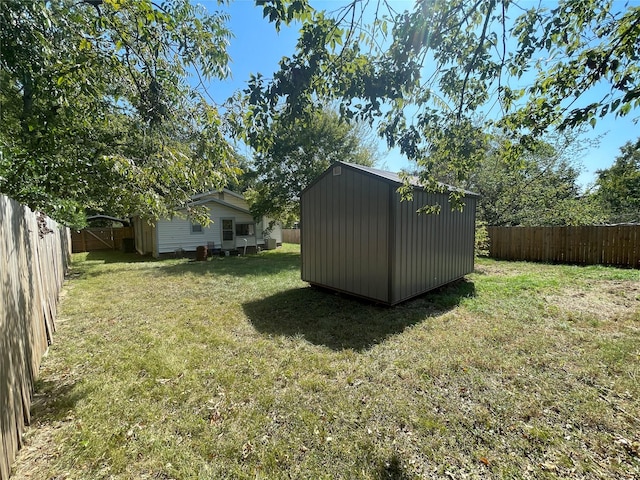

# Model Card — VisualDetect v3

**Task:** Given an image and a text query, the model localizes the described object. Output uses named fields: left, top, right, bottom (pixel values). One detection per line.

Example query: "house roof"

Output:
left=191, top=188, right=245, bottom=202
left=188, top=196, right=251, bottom=215
left=338, top=162, right=480, bottom=197
left=186, top=188, right=253, bottom=214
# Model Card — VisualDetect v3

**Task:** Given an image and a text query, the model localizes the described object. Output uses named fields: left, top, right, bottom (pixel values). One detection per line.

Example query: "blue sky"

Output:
left=200, top=0, right=639, bottom=188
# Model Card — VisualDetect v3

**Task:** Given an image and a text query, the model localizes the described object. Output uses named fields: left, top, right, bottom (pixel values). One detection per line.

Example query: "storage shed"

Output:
left=300, top=161, right=478, bottom=305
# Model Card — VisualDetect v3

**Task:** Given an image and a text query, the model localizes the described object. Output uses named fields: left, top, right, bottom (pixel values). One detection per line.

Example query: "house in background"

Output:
left=133, top=189, right=282, bottom=258
left=300, top=161, right=478, bottom=305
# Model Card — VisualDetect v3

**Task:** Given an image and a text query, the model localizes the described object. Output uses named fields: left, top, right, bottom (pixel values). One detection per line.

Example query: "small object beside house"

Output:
left=196, top=245, right=207, bottom=261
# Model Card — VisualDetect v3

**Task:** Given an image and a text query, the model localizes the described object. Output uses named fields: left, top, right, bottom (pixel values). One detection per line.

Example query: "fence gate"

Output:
left=71, top=226, right=134, bottom=253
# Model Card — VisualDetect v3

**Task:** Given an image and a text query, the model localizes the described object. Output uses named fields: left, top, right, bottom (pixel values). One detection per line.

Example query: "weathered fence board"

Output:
left=487, top=225, right=640, bottom=268
left=282, top=228, right=300, bottom=244
left=71, top=226, right=134, bottom=253
left=1, top=195, right=70, bottom=480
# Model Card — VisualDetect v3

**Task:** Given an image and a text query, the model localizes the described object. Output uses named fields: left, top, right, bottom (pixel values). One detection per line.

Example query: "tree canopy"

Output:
left=595, top=139, right=640, bottom=223
left=238, top=107, right=379, bottom=223
left=469, top=132, right=605, bottom=226
left=0, top=0, right=250, bottom=225
left=3, top=0, right=639, bottom=224
left=243, top=0, right=640, bottom=204
left=0, top=0, right=300, bottom=225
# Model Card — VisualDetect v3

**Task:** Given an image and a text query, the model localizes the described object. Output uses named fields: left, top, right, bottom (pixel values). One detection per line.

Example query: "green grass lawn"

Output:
left=12, top=245, right=640, bottom=479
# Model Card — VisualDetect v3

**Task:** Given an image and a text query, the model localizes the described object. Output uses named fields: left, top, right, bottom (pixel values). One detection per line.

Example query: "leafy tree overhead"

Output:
left=242, top=0, right=640, bottom=206
left=239, top=107, right=379, bottom=223
left=0, top=0, right=243, bottom=225
left=595, top=139, right=640, bottom=223
left=0, top=0, right=309, bottom=225
left=4, top=0, right=637, bottom=225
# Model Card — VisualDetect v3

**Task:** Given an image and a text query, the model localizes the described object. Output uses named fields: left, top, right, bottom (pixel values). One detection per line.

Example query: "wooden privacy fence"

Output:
left=0, top=195, right=71, bottom=480
left=71, top=226, right=134, bottom=253
left=487, top=225, right=640, bottom=268
left=282, top=228, right=300, bottom=244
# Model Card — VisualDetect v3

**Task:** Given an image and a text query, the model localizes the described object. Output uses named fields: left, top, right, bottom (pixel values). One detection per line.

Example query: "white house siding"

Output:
left=156, top=217, right=216, bottom=254
left=156, top=204, right=254, bottom=255
left=257, top=217, right=283, bottom=245
left=129, top=191, right=284, bottom=257
left=219, top=191, right=247, bottom=209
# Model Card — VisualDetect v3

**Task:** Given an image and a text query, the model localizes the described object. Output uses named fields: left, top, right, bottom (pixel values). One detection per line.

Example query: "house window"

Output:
left=235, top=223, right=255, bottom=236
left=191, top=223, right=203, bottom=234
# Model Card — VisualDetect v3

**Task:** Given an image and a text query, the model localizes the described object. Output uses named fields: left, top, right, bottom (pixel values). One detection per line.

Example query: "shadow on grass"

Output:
left=30, top=377, right=84, bottom=423
left=243, top=279, right=475, bottom=351
left=82, top=251, right=153, bottom=264
left=154, top=251, right=301, bottom=278
left=72, top=250, right=301, bottom=279
left=377, top=455, right=412, bottom=480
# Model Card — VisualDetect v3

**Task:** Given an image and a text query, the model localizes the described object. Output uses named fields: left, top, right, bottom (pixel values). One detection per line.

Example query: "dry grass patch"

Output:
left=10, top=248, right=640, bottom=479
left=544, top=280, right=639, bottom=322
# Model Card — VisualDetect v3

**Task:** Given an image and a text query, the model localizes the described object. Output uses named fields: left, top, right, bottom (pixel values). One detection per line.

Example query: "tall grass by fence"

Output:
left=1, top=195, right=70, bottom=480
left=282, top=228, right=300, bottom=244
left=487, top=225, right=640, bottom=268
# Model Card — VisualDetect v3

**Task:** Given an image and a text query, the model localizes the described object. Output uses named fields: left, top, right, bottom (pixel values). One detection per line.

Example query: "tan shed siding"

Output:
left=153, top=223, right=158, bottom=258
left=301, top=166, right=390, bottom=303
left=391, top=190, right=476, bottom=304
left=133, top=217, right=144, bottom=253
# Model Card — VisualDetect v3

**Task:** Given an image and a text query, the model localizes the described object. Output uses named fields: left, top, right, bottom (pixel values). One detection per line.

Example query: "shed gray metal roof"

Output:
left=337, top=161, right=480, bottom=197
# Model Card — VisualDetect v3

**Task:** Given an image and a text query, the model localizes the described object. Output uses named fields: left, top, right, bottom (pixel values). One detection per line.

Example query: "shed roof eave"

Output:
left=337, top=161, right=481, bottom=198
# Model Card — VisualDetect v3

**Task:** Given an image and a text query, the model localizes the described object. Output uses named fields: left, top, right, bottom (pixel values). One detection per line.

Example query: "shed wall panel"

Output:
left=301, top=166, right=390, bottom=303
left=391, top=190, right=476, bottom=304
left=302, top=162, right=476, bottom=305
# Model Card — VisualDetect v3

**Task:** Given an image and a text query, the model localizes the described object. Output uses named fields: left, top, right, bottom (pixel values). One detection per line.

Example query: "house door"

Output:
left=221, top=218, right=235, bottom=250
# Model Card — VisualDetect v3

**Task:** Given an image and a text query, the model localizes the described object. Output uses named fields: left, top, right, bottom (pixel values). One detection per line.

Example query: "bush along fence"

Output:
left=487, top=225, right=640, bottom=268
left=0, top=195, right=71, bottom=479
